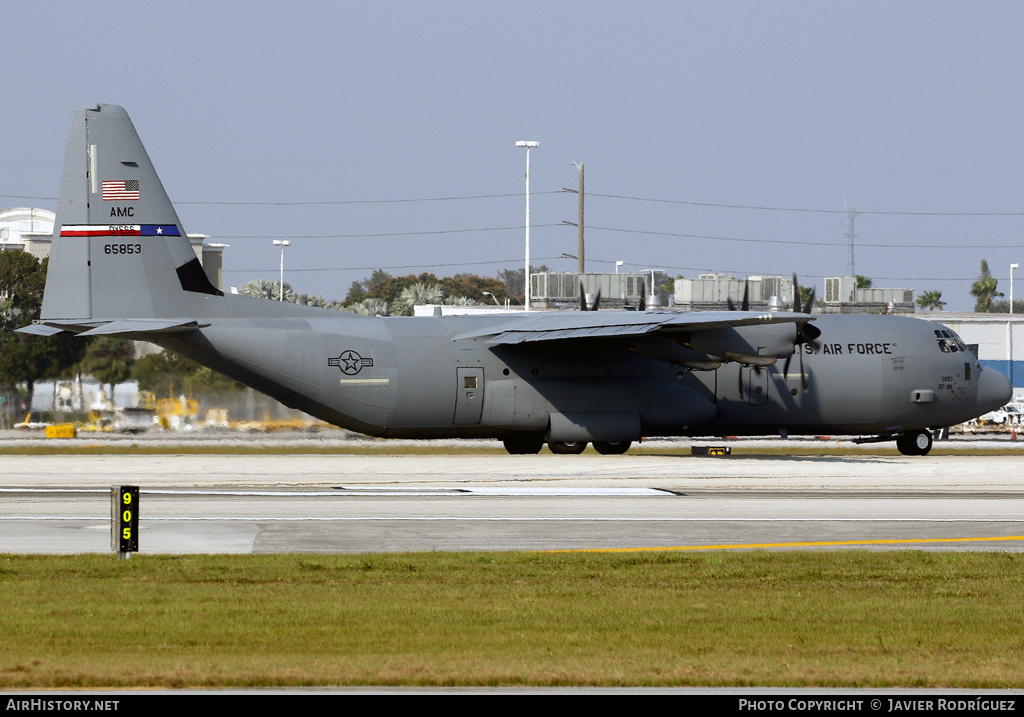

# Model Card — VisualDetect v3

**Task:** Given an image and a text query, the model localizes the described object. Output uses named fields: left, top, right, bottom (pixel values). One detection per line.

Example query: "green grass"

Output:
left=1, top=551, right=1023, bottom=688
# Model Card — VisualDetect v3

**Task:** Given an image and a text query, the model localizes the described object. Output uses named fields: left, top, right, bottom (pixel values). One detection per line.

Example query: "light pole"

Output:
left=615, top=260, right=623, bottom=274
left=516, top=141, right=538, bottom=311
left=1012, top=263, right=1019, bottom=314
left=482, top=291, right=500, bottom=306
left=273, top=240, right=290, bottom=301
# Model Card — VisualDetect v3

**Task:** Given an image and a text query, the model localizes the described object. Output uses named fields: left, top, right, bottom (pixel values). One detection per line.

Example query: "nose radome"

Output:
left=977, top=366, right=1012, bottom=414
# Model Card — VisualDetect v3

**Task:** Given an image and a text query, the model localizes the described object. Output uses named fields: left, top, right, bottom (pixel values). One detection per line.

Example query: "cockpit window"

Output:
left=934, top=329, right=968, bottom=354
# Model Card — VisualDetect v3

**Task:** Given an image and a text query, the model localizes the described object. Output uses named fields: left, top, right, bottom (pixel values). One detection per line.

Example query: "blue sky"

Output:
left=4, top=0, right=1024, bottom=310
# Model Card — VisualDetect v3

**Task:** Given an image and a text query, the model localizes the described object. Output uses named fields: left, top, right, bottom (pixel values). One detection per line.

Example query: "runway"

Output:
left=2, top=451, right=1023, bottom=553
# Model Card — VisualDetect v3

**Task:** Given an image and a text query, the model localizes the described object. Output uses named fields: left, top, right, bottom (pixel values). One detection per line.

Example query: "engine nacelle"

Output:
left=685, top=325, right=798, bottom=364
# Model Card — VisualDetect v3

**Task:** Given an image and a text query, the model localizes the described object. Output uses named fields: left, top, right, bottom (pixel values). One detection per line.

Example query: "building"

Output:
left=674, top=274, right=794, bottom=311
left=530, top=271, right=653, bottom=309
left=823, top=276, right=915, bottom=314
left=673, top=274, right=915, bottom=314
left=0, top=207, right=226, bottom=291
left=0, top=207, right=54, bottom=259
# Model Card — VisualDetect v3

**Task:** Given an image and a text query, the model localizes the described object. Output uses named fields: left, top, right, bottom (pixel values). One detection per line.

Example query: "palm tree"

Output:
left=293, top=293, right=328, bottom=308
left=342, top=298, right=390, bottom=317
left=241, top=279, right=293, bottom=302
left=396, top=282, right=444, bottom=315
left=916, top=290, right=946, bottom=312
left=970, top=259, right=1003, bottom=312
left=83, top=337, right=135, bottom=404
left=443, top=295, right=478, bottom=307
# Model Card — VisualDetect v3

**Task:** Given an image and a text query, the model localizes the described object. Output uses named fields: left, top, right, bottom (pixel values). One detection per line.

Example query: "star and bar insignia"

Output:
left=328, top=350, right=374, bottom=376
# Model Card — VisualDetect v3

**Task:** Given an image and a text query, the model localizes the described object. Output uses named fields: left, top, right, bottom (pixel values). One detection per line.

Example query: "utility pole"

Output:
left=575, top=162, right=584, bottom=274
left=563, top=163, right=585, bottom=274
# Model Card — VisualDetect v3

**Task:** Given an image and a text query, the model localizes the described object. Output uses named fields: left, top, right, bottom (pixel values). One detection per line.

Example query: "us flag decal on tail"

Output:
left=102, top=180, right=140, bottom=201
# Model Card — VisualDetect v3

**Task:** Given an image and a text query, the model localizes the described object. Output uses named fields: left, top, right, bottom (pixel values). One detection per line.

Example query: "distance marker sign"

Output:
left=112, top=486, right=139, bottom=554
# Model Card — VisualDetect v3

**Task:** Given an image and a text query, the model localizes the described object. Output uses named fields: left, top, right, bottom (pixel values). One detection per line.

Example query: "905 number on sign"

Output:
left=113, top=486, right=139, bottom=554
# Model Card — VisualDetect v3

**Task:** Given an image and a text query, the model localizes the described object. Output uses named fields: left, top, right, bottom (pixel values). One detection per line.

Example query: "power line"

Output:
left=219, top=224, right=560, bottom=239
left=0, top=191, right=562, bottom=206
left=3, top=187, right=1023, bottom=216
left=588, top=225, right=1023, bottom=249
left=590, top=193, right=1024, bottom=217
left=181, top=190, right=564, bottom=206
left=224, top=256, right=566, bottom=274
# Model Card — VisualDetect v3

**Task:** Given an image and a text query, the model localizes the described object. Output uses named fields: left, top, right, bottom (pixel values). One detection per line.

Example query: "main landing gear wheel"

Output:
left=503, top=435, right=544, bottom=455
left=548, top=441, right=588, bottom=455
left=896, top=429, right=933, bottom=456
left=592, top=440, right=632, bottom=455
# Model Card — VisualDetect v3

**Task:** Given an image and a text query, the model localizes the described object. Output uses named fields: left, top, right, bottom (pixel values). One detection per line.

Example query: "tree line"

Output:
left=240, top=265, right=542, bottom=317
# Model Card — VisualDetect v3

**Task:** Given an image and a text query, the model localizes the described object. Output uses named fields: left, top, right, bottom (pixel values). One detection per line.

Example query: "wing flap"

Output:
left=455, top=310, right=810, bottom=345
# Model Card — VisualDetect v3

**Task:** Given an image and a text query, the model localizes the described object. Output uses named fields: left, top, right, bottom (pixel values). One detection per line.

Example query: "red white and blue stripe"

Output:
left=60, top=225, right=182, bottom=237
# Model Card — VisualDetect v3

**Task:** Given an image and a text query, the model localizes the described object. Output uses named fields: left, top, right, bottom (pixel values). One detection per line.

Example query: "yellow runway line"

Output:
left=550, top=535, right=1024, bottom=553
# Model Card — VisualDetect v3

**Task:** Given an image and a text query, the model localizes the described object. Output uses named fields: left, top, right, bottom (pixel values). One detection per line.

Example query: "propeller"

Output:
left=726, top=279, right=752, bottom=397
left=578, top=282, right=601, bottom=311
left=638, top=281, right=646, bottom=312
left=783, top=275, right=822, bottom=391
left=726, top=278, right=750, bottom=312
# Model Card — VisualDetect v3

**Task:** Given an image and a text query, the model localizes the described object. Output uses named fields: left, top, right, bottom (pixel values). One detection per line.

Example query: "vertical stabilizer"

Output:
left=41, top=104, right=221, bottom=323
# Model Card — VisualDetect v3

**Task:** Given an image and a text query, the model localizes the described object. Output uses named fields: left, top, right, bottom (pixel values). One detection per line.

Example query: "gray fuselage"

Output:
left=156, top=304, right=1006, bottom=442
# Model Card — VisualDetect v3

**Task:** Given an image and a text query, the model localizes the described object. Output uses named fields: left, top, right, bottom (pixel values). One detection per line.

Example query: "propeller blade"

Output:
left=738, top=365, right=744, bottom=399
left=805, top=287, right=816, bottom=314
left=726, top=297, right=736, bottom=311
left=639, top=293, right=646, bottom=311
left=782, top=354, right=792, bottom=380
left=741, top=279, right=750, bottom=312
left=579, top=282, right=586, bottom=311
left=792, top=273, right=802, bottom=314
left=592, top=289, right=601, bottom=311
left=799, top=344, right=808, bottom=391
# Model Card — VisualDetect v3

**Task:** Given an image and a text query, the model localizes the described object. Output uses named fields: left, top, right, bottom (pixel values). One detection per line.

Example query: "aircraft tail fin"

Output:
left=41, top=104, right=222, bottom=324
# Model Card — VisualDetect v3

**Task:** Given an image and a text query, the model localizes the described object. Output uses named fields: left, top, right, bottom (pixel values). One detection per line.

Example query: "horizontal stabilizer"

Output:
left=15, top=324, right=68, bottom=337
left=76, top=319, right=207, bottom=336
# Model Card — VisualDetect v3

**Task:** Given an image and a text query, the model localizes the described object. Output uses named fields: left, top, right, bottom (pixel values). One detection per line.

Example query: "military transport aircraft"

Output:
left=20, top=105, right=1012, bottom=456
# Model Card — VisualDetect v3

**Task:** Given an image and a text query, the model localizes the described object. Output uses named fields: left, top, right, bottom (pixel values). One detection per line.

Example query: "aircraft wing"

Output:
left=453, top=310, right=812, bottom=345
